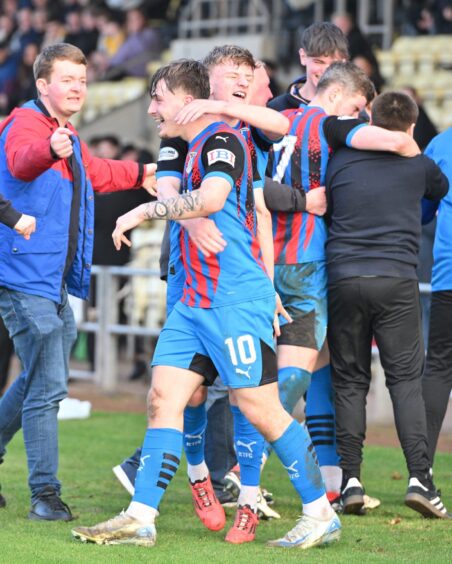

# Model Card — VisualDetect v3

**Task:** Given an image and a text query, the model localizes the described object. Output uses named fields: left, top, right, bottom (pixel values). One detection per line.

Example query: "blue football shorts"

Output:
left=152, top=296, right=277, bottom=389
left=274, top=260, right=327, bottom=350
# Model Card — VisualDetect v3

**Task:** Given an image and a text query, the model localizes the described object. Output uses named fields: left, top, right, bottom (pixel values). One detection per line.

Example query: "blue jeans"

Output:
left=0, top=287, right=77, bottom=501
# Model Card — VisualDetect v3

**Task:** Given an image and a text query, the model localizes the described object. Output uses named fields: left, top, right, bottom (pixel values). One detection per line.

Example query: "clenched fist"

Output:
left=50, top=127, right=74, bottom=159
left=14, top=213, right=36, bottom=240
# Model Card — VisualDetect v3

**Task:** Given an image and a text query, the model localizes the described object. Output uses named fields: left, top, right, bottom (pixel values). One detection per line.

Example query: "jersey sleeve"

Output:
left=250, top=125, right=276, bottom=151
left=322, top=116, right=367, bottom=150
left=422, top=155, right=449, bottom=201
left=156, top=137, right=188, bottom=180
left=201, top=132, right=245, bottom=187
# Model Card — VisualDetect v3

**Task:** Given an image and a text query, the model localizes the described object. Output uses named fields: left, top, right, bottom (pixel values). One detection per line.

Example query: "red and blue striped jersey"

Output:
left=269, top=106, right=364, bottom=264
left=179, top=121, right=273, bottom=308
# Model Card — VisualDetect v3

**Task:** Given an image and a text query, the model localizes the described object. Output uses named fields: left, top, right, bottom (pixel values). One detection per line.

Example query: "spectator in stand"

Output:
left=31, top=8, right=48, bottom=46
left=331, top=12, right=385, bottom=93
left=9, top=7, right=41, bottom=56
left=0, top=41, right=19, bottom=115
left=433, top=0, right=452, bottom=33
left=95, top=9, right=126, bottom=58
left=80, top=6, right=100, bottom=56
left=105, top=6, right=162, bottom=79
left=0, top=14, right=15, bottom=44
left=9, top=42, right=39, bottom=109
left=353, top=54, right=385, bottom=94
left=40, top=19, right=66, bottom=50
left=121, top=142, right=154, bottom=164
left=64, top=6, right=98, bottom=57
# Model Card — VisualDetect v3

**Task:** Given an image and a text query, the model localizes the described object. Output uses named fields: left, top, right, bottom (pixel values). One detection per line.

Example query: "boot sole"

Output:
left=29, top=510, right=74, bottom=521
left=405, top=493, right=449, bottom=519
left=342, top=495, right=365, bottom=515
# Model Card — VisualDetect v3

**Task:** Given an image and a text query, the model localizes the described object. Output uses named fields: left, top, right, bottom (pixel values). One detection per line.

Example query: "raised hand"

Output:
left=50, top=127, right=74, bottom=159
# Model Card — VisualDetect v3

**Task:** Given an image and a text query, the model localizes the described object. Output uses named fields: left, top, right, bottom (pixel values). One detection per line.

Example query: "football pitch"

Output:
left=0, top=411, right=450, bottom=563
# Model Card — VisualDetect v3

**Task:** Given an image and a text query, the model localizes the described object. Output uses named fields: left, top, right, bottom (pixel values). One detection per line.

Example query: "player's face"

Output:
left=37, top=59, right=87, bottom=121
left=148, top=79, right=186, bottom=138
left=299, top=49, right=346, bottom=89
left=250, top=66, right=273, bottom=107
left=334, top=91, right=368, bottom=118
left=209, top=60, right=254, bottom=104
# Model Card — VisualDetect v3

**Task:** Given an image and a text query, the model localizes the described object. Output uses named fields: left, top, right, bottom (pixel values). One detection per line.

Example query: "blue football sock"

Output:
left=183, top=402, right=207, bottom=466
left=278, top=366, right=311, bottom=414
left=272, top=419, right=325, bottom=504
left=262, top=366, right=312, bottom=462
left=305, top=365, right=339, bottom=467
left=231, top=405, right=264, bottom=487
left=132, top=427, right=182, bottom=509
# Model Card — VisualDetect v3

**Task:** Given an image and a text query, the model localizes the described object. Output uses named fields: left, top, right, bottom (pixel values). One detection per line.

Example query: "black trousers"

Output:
left=328, top=277, right=430, bottom=480
left=423, top=290, right=452, bottom=465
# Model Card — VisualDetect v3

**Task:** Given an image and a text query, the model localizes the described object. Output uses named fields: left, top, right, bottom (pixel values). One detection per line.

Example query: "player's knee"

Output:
left=146, top=384, right=166, bottom=421
left=187, top=386, right=207, bottom=407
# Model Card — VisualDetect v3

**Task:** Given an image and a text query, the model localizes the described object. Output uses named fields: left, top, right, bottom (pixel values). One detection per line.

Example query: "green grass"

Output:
left=0, top=412, right=451, bottom=563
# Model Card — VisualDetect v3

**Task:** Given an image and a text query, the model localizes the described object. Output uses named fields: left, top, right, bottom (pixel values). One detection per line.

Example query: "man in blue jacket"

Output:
left=0, top=43, right=155, bottom=520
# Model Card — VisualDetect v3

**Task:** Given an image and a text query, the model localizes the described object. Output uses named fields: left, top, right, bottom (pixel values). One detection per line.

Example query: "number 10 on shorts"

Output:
left=224, top=335, right=257, bottom=366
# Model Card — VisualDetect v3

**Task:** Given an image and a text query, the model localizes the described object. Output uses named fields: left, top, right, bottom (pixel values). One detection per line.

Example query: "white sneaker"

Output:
left=72, top=511, right=156, bottom=547
left=223, top=470, right=241, bottom=498
left=257, top=487, right=280, bottom=520
left=267, top=512, right=341, bottom=549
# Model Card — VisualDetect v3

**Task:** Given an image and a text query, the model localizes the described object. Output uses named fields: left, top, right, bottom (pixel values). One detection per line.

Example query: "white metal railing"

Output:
left=70, top=265, right=164, bottom=392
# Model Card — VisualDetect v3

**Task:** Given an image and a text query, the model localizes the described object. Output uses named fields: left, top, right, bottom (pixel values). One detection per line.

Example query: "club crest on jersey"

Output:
left=207, top=149, right=236, bottom=167
left=185, top=151, right=197, bottom=174
left=240, top=127, right=249, bottom=137
left=158, top=146, right=179, bottom=161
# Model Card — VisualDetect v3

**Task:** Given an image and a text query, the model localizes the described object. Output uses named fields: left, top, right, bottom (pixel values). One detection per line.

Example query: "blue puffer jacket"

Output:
left=0, top=100, right=143, bottom=303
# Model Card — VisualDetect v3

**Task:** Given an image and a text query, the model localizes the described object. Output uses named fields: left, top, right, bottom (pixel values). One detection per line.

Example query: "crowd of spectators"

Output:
left=0, top=0, right=186, bottom=115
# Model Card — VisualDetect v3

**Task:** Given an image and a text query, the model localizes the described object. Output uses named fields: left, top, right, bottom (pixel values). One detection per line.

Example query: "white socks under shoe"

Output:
left=320, top=465, right=342, bottom=494
left=127, top=501, right=158, bottom=524
left=303, top=493, right=335, bottom=521
left=238, top=485, right=258, bottom=511
left=187, top=462, right=209, bottom=483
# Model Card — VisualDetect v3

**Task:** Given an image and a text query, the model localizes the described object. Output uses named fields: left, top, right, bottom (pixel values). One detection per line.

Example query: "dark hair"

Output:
left=33, top=43, right=87, bottom=81
left=203, top=45, right=255, bottom=70
left=371, top=91, right=419, bottom=132
left=317, top=61, right=376, bottom=104
left=300, top=22, right=349, bottom=59
left=149, top=59, right=211, bottom=99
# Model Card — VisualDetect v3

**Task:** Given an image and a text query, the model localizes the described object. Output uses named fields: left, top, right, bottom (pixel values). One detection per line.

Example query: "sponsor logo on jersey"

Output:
left=185, top=151, right=197, bottom=174
left=158, top=146, right=179, bottom=161
left=215, top=135, right=229, bottom=143
left=337, top=116, right=356, bottom=120
left=207, top=149, right=236, bottom=167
